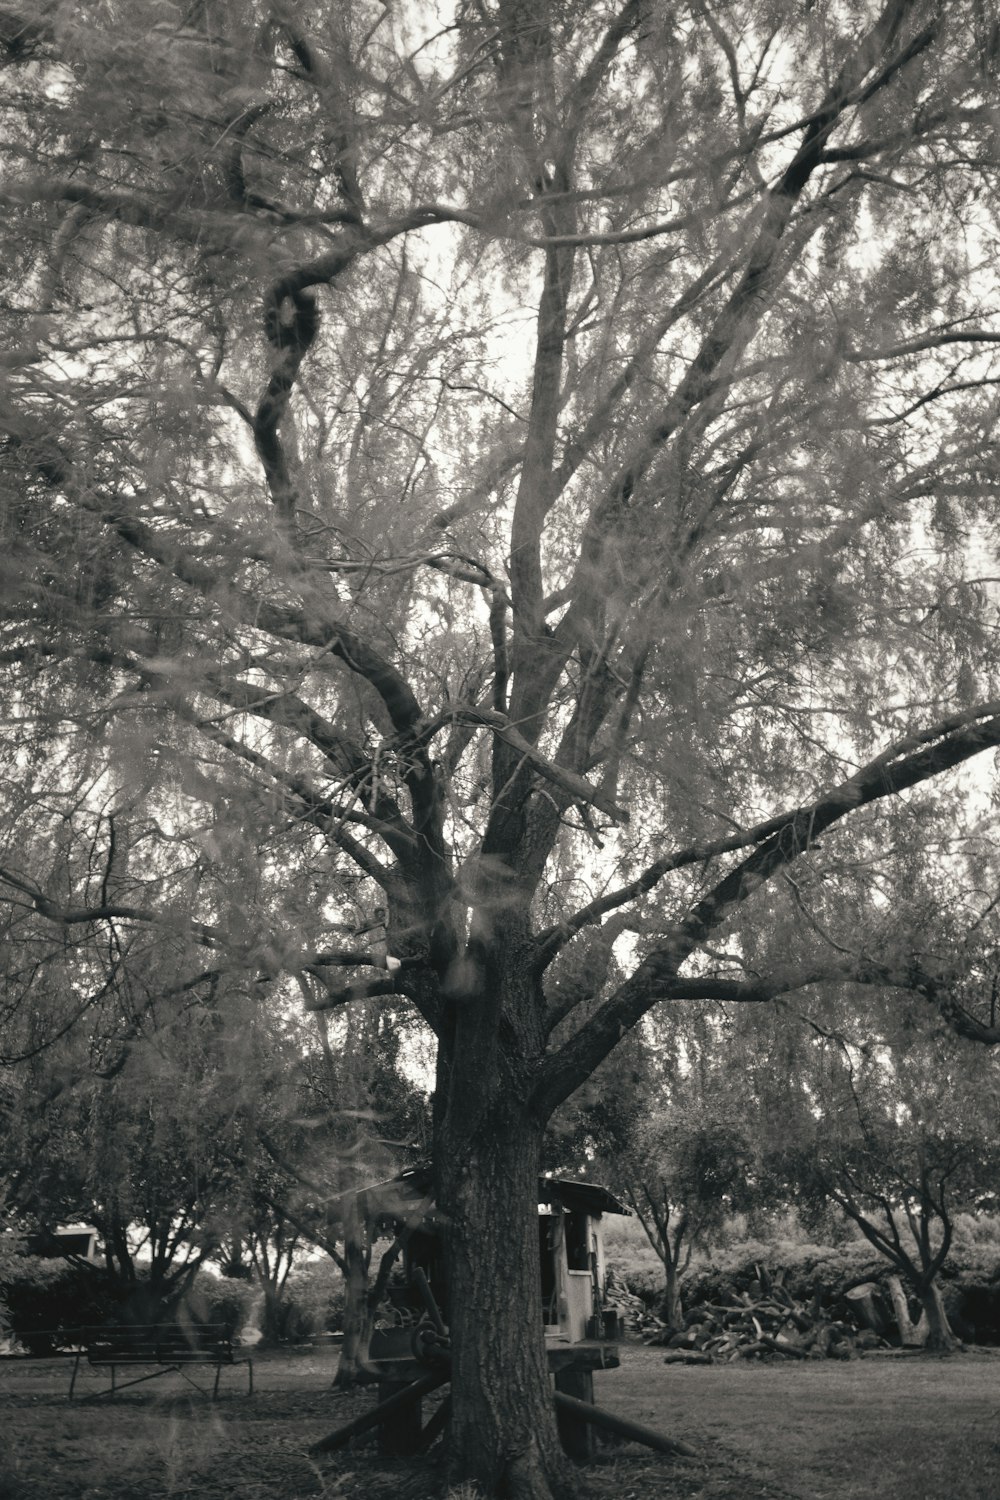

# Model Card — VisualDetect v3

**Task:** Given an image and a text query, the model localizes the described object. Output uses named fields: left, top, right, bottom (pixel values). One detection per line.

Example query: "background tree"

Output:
left=773, top=1009, right=1000, bottom=1351
left=2, top=3, right=1000, bottom=1494
left=248, top=996, right=429, bottom=1380
left=552, top=1020, right=757, bottom=1325
left=2, top=949, right=262, bottom=1314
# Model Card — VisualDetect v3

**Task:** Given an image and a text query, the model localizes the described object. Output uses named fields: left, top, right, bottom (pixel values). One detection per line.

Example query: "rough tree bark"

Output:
left=437, top=1079, right=574, bottom=1499
left=887, top=1274, right=958, bottom=1351
left=334, top=1209, right=377, bottom=1387
left=917, top=1281, right=958, bottom=1352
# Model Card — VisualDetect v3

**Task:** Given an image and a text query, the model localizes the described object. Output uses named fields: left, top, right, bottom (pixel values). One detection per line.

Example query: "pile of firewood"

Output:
left=638, top=1266, right=887, bottom=1363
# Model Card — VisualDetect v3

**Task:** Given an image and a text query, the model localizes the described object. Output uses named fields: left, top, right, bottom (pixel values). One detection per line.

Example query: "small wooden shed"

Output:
left=537, top=1176, right=630, bottom=1342
left=356, top=1166, right=630, bottom=1346
left=26, top=1223, right=104, bottom=1266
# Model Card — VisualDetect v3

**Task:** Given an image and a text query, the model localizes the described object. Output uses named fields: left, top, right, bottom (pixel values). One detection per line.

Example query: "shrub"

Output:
left=180, top=1273, right=260, bottom=1338
left=602, top=1215, right=661, bottom=1265
left=279, top=1259, right=345, bottom=1340
left=948, top=1214, right=1000, bottom=1266
left=615, top=1265, right=664, bottom=1306
left=678, top=1241, right=1000, bottom=1345
left=179, top=1263, right=349, bottom=1344
left=0, top=1255, right=122, bottom=1353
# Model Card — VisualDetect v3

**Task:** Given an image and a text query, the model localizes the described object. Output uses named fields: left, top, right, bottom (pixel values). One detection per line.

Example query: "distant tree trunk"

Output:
left=258, top=1280, right=285, bottom=1344
left=334, top=1214, right=410, bottom=1384
left=886, top=1273, right=925, bottom=1345
left=886, top=1274, right=958, bottom=1351
left=101, top=1214, right=136, bottom=1286
left=333, top=1198, right=378, bottom=1387
left=916, top=1280, right=959, bottom=1352
left=625, top=1180, right=691, bottom=1329
left=663, top=1261, right=682, bottom=1328
left=218, top=1236, right=252, bottom=1280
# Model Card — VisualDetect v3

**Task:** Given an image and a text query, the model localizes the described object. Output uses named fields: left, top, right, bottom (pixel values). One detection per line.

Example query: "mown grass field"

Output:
left=603, top=1346, right=1000, bottom=1499
left=2, top=1342, right=998, bottom=1499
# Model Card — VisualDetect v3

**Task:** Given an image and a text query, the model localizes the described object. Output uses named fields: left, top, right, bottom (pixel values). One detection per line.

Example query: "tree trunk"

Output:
left=885, top=1274, right=956, bottom=1351
left=258, top=1280, right=285, bottom=1344
left=886, top=1274, right=926, bottom=1346
left=663, top=1262, right=682, bottom=1329
left=334, top=1206, right=378, bottom=1386
left=916, top=1280, right=958, bottom=1353
left=437, top=1100, right=575, bottom=1500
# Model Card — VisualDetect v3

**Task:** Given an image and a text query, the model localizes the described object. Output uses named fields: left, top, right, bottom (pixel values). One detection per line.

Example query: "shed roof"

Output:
left=538, top=1176, right=630, bottom=1217
left=352, top=1165, right=629, bottom=1226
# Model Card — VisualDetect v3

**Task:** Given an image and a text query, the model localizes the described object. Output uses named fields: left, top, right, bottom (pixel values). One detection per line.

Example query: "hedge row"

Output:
left=0, top=1253, right=347, bottom=1354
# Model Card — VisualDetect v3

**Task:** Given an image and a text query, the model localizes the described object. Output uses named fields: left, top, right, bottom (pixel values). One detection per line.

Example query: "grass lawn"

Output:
left=596, top=1346, right=1000, bottom=1499
left=2, top=1343, right=998, bottom=1499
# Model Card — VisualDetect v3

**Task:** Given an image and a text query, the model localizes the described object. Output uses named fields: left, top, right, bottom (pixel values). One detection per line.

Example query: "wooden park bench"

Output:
left=68, top=1323, right=253, bottom=1401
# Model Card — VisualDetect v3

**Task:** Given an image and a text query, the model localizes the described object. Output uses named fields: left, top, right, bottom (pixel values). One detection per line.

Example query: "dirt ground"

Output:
left=2, top=1342, right=999, bottom=1500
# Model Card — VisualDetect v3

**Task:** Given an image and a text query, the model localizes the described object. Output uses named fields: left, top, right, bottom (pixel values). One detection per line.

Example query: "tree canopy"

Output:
left=2, top=1, right=1000, bottom=1492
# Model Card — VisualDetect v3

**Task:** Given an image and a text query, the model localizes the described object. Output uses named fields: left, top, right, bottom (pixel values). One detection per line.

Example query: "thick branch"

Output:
left=528, top=0, right=937, bottom=734
left=535, top=699, right=1000, bottom=1112
left=456, top=706, right=629, bottom=823
left=300, top=975, right=402, bottom=1012
left=0, top=864, right=222, bottom=946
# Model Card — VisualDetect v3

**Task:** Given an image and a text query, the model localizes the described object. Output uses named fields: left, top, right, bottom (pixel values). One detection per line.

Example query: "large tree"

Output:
left=3, top=2, right=1000, bottom=1493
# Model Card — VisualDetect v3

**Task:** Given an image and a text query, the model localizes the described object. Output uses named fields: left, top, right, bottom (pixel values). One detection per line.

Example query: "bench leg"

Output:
left=213, top=1363, right=221, bottom=1399
left=69, top=1352, right=82, bottom=1399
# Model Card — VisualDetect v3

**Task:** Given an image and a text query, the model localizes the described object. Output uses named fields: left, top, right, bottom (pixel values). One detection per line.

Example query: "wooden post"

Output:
left=416, top=1393, right=452, bottom=1453
left=377, top=1377, right=424, bottom=1455
left=554, top=1365, right=594, bottom=1460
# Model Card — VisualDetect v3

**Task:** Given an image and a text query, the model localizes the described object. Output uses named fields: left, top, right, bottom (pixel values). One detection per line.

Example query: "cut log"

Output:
left=845, top=1282, right=888, bottom=1334
left=808, top=1325, right=834, bottom=1357
left=763, top=1335, right=809, bottom=1358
